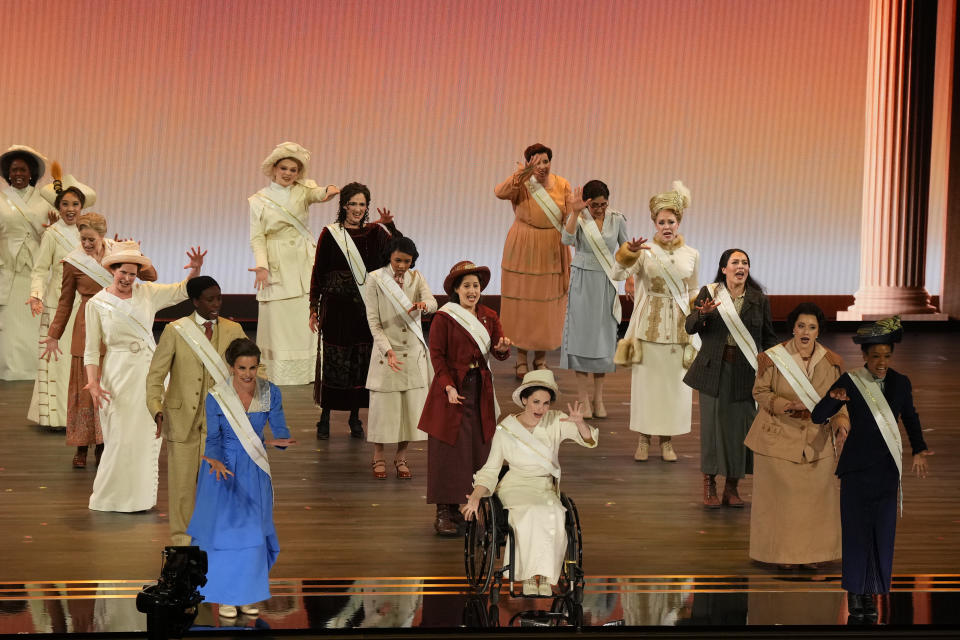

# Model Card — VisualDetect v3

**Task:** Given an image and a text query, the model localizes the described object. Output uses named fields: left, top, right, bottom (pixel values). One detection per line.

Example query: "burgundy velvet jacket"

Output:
left=416, top=304, right=509, bottom=446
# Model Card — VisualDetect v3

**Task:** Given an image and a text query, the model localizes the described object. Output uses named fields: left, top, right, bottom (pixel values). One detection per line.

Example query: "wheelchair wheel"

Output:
left=557, top=494, right=583, bottom=601
left=464, top=497, right=499, bottom=594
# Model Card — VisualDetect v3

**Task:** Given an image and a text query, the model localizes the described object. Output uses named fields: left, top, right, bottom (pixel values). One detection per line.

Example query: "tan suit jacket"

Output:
left=146, top=315, right=248, bottom=441
left=363, top=267, right=437, bottom=392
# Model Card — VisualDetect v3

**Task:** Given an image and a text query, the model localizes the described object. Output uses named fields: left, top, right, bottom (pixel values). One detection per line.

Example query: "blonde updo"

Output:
left=649, top=180, right=691, bottom=222
left=76, top=212, right=107, bottom=236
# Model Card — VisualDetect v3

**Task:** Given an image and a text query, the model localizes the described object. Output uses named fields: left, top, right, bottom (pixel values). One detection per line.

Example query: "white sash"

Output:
left=64, top=248, right=113, bottom=288
left=497, top=415, right=561, bottom=479
left=370, top=269, right=427, bottom=350
left=256, top=191, right=316, bottom=248
left=649, top=243, right=701, bottom=351
left=524, top=176, right=564, bottom=232
left=171, top=318, right=230, bottom=385
left=90, top=292, right=156, bottom=353
left=325, top=223, right=367, bottom=287
left=2, top=186, right=43, bottom=241
left=765, top=344, right=821, bottom=412
left=438, top=302, right=500, bottom=417
left=708, top=283, right=758, bottom=370
left=576, top=210, right=621, bottom=322
left=209, top=379, right=272, bottom=479
left=848, top=368, right=904, bottom=512
left=46, top=222, right=79, bottom=256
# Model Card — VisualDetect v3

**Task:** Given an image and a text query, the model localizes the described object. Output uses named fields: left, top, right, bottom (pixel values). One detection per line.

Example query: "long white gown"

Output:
left=473, top=411, right=598, bottom=584
left=84, top=280, right=187, bottom=512
left=27, top=220, right=80, bottom=426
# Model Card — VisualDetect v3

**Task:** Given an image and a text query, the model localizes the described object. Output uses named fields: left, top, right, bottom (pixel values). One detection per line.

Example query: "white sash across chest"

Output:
left=577, top=210, right=621, bottom=322
left=46, top=222, right=79, bottom=256
left=208, top=379, right=272, bottom=480
left=326, top=223, right=368, bottom=288
left=91, top=291, right=156, bottom=353
left=370, top=268, right=427, bottom=350
left=765, top=344, right=822, bottom=412
left=848, top=368, right=904, bottom=504
left=708, top=283, right=758, bottom=370
left=497, top=415, right=561, bottom=479
left=524, top=176, right=564, bottom=232
left=171, top=318, right=230, bottom=385
left=438, top=302, right=500, bottom=417
left=2, top=186, right=44, bottom=242
left=256, top=191, right=316, bottom=248
left=63, top=248, right=113, bottom=288
left=649, top=243, right=701, bottom=350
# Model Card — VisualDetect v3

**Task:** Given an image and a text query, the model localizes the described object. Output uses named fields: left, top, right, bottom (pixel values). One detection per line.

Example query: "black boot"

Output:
left=862, top=594, right=878, bottom=622
left=847, top=592, right=865, bottom=622
left=348, top=409, right=364, bottom=439
left=316, top=409, right=330, bottom=440
left=94, top=443, right=104, bottom=466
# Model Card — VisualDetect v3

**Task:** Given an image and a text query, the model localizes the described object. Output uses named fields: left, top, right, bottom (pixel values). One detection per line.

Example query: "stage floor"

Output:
left=1, top=328, right=958, bottom=634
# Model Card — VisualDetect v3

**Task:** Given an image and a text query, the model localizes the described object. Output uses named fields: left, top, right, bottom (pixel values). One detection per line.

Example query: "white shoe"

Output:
left=634, top=435, right=651, bottom=462
left=661, top=440, right=678, bottom=462
left=522, top=577, right=538, bottom=596
left=218, top=605, right=237, bottom=618
left=239, top=605, right=260, bottom=616
left=538, top=579, right=553, bottom=596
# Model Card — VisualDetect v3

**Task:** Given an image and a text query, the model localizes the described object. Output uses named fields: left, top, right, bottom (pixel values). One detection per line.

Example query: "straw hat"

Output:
left=511, top=369, right=560, bottom=408
left=101, top=240, right=153, bottom=271
left=852, top=316, right=903, bottom=346
left=443, top=260, right=491, bottom=297
left=1, top=145, right=47, bottom=184
left=261, top=142, right=310, bottom=180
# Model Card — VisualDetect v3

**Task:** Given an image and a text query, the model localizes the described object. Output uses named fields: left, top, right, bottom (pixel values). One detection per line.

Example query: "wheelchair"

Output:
left=463, top=490, right=584, bottom=627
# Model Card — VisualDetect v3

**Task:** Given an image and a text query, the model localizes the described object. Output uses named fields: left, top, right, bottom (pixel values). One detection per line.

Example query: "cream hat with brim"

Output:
left=40, top=174, right=97, bottom=208
left=1, top=145, right=47, bottom=182
left=512, top=369, right=560, bottom=408
left=101, top=240, right=153, bottom=271
left=261, top=142, right=310, bottom=181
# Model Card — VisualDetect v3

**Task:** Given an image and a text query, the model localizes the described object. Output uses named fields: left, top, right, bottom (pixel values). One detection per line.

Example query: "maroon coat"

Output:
left=417, top=304, right=509, bottom=446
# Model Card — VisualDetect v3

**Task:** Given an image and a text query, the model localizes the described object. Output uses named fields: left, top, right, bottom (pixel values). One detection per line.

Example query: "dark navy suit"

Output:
left=812, top=368, right=927, bottom=594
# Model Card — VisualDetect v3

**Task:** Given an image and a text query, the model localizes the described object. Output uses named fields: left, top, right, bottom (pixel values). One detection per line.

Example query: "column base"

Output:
left=837, top=286, right=947, bottom=320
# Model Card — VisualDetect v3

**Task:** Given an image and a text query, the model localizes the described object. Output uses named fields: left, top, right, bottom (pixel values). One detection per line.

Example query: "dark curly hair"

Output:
left=523, top=143, right=552, bottom=162
left=54, top=186, right=86, bottom=210
left=225, top=338, right=261, bottom=366
left=786, top=302, right=826, bottom=335
left=383, top=236, right=419, bottom=269
left=336, top=182, right=371, bottom=226
left=519, top=386, right=556, bottom=403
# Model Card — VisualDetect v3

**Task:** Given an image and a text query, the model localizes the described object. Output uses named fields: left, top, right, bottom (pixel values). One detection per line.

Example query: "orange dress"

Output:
left=497, top=175, right=571, bottom=351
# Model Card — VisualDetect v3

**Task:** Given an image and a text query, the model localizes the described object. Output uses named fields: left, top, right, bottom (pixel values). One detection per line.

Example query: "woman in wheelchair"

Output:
left=461, top=370, right=598, bottom=597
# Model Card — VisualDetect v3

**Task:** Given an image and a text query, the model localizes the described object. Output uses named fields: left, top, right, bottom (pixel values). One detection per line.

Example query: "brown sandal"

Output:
left=371, top=459, right=387, bottom=480
left=394, top=458, right=412, bottom=479
left=515, top=361, right=529, bottom=380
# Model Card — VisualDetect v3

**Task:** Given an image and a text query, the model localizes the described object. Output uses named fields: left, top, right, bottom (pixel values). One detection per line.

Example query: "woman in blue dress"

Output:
left=559, top=180, right=628, bottom=418
left=188, top=338, right=297, bottom=619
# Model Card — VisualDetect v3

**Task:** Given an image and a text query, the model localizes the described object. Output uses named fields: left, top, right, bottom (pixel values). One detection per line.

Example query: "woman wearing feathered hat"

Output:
left=0, top=144, right=56, bottom=380
left=462, top=370, right=598, bottom=597
left=309, top=182, right=400, bottom=439
left=812, top=316, right=932, bottom=623
left=84, top=241, right=205, bottom=512
left=248, top=142, right=338, bottom=386
left=611, top=181, right=701, bottom=463
left=416, top=261, right=512, bottom=535
left=26, top=163, right=97, bottom=431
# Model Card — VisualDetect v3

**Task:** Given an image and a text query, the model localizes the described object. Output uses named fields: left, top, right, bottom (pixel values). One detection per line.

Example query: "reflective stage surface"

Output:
left=3, top=574, right=960, bottom=634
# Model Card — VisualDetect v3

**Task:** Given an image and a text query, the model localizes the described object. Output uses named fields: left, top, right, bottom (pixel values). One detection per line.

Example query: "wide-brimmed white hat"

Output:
left=511, top=369, right=560, bottom=408
left=1, top=145, right=47, bottom=183
left=261, top=142, right=310, bottom=180
left=101, top=240, right=153, bottom=271
left=40, top=169, right=97, bottom=208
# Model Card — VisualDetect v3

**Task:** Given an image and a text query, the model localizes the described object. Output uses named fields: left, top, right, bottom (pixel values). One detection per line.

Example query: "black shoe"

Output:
left=348, top=418, right=364, bottom=439
left=862, top=594, right=878, bottom=622
left=847, top=592, right=865, bottom=617
left=316, top=410, right=330, bottom=440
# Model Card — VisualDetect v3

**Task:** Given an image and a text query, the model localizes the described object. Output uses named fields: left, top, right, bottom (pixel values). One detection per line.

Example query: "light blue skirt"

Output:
left=559, top=267, right=618, bottom=373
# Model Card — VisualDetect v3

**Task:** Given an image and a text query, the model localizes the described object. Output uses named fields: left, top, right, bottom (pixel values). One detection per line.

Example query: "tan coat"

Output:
left=249, top=180, right=330, bottom=302
left=363, top=266, right=437, bottom=392
left=745, top=340, right=846, bottom=463
left=145, top=315, right=248, bottom=442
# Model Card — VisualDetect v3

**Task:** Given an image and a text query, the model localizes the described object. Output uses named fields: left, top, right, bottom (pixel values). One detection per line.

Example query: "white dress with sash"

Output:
left=84, top=280, right=188, bottom=512
left=472, top=411, right=598, bottom=583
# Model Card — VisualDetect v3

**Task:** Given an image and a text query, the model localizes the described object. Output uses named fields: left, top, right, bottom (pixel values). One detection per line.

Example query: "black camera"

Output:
left=136, top=546, right=208, bottom=640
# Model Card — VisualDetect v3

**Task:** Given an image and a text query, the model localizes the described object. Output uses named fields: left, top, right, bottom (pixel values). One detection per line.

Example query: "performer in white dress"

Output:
left=0, top=145, right=55, bottom=380
left=462, top=370, right=598, bottom=597
left=84, top=242, right=205, bottom=512
left=249, top=142, right=338, bottom=385
left=611, top=181, right=700, bottom=462
left=27, top=165, right=96, bottom=428
left=363, top=237, right=437, bottom=479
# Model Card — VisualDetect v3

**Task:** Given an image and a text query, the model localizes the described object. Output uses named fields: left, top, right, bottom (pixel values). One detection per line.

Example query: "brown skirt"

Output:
left=65, top=355, right=102, bottom=447
left=749, top=452, right=841, bottom=564
left=426, top=369, right=491, bottom=504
